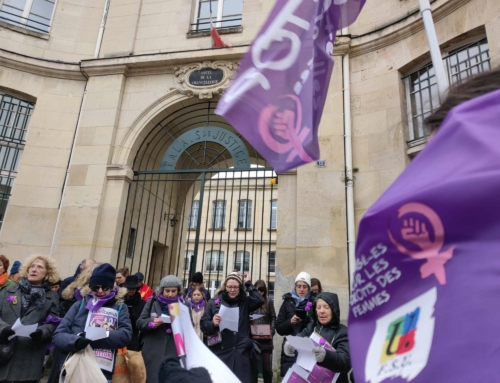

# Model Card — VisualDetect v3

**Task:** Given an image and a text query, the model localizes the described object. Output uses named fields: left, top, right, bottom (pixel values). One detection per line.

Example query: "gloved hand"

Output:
left=312, top=347, right=326, bottom=363
left=74, top=336, right=92, bottom=351
left=284, top=341, right=296, bottom=357
left=0, top=326, right=15, bottom=341
left=29, top=329, right=44, bottom=343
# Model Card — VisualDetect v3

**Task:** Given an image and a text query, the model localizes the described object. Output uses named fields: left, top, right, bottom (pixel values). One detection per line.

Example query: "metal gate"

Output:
left=116, top=101, right=278, bottom=298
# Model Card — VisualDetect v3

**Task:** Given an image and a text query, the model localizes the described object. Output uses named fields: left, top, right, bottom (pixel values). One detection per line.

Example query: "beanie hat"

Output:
left=295, top=271, right=311, bottom=288
left=10, top=261, right=21, bottom=275
left=135, top=272, right=145, bottom=281
left=160, top=275, right=182, bottom=289
left=192, top=272, right=203, bottom=284
left=225, top=272, right=243, bottom=286
left=89, top=263, right=116, bottom=287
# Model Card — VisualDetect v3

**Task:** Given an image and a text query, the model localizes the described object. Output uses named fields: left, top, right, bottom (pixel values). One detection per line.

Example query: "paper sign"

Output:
left=9, top=318, right=37, bottom=339
left=180, top=302, right=241, bottom=382
left=159, top=314, right=171, bottom=323
left=86, top=327, right=108, bottom=341
left=250, top=314, right=264, bottom=320
left=282, top=364, right=309, bottom=383
left=219, top=305, right=239, bottom=332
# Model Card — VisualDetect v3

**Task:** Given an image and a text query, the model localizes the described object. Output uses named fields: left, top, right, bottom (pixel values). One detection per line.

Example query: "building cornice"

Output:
left=0, top=48, right=85, bottom=81
left=350, top=0, right=471, bottom=57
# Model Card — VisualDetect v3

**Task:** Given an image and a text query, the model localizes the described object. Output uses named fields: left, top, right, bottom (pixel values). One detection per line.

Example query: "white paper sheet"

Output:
left=282, top=364, right=309, bottom=383
left=286, top=335, right=315, bottom=351
left=86, top=327, right=108, bottom=341
left=219, top=305, right=239, bottom=332
left=250, top=314, right=264, bottom=320
left=297, top=349, right=317, bottom=372
left=9, top=318, right=37, bottom=339
left=159, top=314, right=171, bottom=323
left=286, top=336, right=317, bottom=372
left=180, top=302, right=241, bottom=382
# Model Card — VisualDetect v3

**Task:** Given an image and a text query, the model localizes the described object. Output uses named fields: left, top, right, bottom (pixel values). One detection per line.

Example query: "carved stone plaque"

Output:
left=188, top=68, right=224, bottom=87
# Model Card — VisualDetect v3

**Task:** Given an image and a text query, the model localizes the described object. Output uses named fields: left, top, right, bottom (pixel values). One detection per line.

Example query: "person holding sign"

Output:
left=136, top=274, right=190, bottom=383
left=53, top=263, right=132, bottom=383
left=276, top=271, right=317, bottom=377
left=0, top=254, right=60, bottom=382
left=283, top=292, right=351, bottom=383
left=201, top=272, right=264, bottom=383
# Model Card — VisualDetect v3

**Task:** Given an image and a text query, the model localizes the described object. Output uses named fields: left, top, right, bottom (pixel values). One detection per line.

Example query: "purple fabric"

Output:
left=74, top=288, right=83, bottom=302
left=348, top=90, right=500, bottom=382
left=216, top=0, right=365, bottom=173
left=85, top=287, right=117, bottom=311
left=148, top=321, right=155, bottom=329
left=189, top=298, right=206, bottom=312
left=40, top=315, right=62, bottom=350
left=157, top=293, right=182, bottom=306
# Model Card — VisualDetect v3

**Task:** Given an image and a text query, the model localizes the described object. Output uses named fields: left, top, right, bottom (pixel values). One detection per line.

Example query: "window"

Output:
left=404, top=39, right=490, bottom=144
left=212, top=200, right=226, bottom=229
left=126, top=228, right=136, bottom=258
left=270, top=200, right=277, bottom=229
left=192, top=0, right=242, bottom=31
left=233, top=251, right=249, bottom=272
left=0, top=92, right=33, bottom=230
left=268, top=281, right=275, bottom=299
left=189, top=200, right=199, bottom=229
left=0, top=0, right=56, bottom=33
left=268, top=251, right=275, bottom=273
left=237, top=200, right=252, bottom=229
left=184, top=251, right=194, bottom=272
left=206, top=251, right=224, bottom=272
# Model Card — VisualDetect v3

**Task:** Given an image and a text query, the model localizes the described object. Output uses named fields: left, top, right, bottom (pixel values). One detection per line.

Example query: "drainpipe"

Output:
left=94, top=0, right=111, bottom=59
left=342, top=27, right=356, bottom=292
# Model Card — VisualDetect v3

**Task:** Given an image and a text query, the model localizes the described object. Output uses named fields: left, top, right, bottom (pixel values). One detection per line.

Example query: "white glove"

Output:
left=284, top=341, right=296, bottom=357
left=312, top=347, right=326, bottom=363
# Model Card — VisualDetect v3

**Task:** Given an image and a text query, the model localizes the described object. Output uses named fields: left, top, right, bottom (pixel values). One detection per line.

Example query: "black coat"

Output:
left=276, top=292, right=316, bottom=377
left=58, top=265, right=81, bottom=317
left=251, top=298, right=276, bottom=351
left=125, top=292, right=146, bottom=351
left=200, top=282, right=264, bottom=383
left=298, top=292, right=351, bottom=383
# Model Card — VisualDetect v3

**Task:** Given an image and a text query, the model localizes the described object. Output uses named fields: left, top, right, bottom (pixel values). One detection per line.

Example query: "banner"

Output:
left=348, top=90, right=500, bottom=382
left=85, top=307, right=118, bottom=372
left=216, top=0, right=365, bottom=173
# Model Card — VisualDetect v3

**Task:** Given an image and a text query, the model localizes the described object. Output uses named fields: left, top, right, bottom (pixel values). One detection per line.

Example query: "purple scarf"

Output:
left=190, top=298, right=206, bottom=312
left=157, top=293, right=182, bottom=306
left=85, top=287, right=118, bottom=311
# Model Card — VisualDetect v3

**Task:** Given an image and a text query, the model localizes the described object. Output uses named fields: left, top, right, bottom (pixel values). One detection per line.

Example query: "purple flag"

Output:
left=216, top=0, right=365, bottom=173
left=348, top=89, right=500, bottom=382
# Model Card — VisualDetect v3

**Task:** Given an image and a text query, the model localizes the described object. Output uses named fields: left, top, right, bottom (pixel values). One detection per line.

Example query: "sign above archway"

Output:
left=160, top=126, right=251, bottom=170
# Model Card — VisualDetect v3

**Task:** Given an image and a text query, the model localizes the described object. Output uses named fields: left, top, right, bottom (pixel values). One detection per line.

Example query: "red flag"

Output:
left=211, top=27, right=232, bottom=49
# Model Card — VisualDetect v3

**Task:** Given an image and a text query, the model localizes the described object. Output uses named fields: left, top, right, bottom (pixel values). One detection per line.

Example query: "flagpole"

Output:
left=419, top=0, right=449, bottom=98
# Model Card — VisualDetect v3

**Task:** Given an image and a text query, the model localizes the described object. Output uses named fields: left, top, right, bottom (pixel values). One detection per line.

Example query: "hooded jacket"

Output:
left=299, top=292, right=351, bottom=383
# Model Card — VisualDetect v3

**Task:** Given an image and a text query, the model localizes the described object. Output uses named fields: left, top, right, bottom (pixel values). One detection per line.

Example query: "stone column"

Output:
left=51, top=74, right=126, bottom=276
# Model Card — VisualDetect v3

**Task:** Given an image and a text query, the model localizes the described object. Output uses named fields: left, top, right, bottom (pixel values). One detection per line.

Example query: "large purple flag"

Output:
left=216, top=0, right=365, bottom=173
left=348, top=89, right=500, bottom=383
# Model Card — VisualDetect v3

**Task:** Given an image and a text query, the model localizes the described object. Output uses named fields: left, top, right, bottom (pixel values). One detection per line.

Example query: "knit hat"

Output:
left=295, top=271, right=311, bottom=288
left=160, top=275, right=182, bottom=289
left=192, top=272, right=203, bottom=284
left=89, top=263, right=116, bottom=287
left=135, top=272, right=145, bottom=281
left=10, top=261, right=21, bottom=275
left=225, top=272, right=243, bottom=286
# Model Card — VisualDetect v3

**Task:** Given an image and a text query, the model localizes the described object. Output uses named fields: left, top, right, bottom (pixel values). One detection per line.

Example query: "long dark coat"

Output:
left=125, top=292, right=146, bottom=351
left=298, top=292, right=351, bottom=383
left=136, top=297, right=191, bottom=383
left=276, top=292, right=316, bottom=377
left=0, top=282, right=59, bottom=382
left=200, top=282, right=264, bottom=383
left=52, top=293, right=132, bottom=381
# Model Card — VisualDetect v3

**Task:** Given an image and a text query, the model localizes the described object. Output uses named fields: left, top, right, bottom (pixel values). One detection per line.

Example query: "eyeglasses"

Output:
left=90, top=285, right=112, bottom=292
left=226, top=286, right=240, bottom=290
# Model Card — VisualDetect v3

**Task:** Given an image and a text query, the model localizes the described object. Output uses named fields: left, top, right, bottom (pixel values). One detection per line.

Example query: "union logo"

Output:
left=379, top=308, right=419, bottom=364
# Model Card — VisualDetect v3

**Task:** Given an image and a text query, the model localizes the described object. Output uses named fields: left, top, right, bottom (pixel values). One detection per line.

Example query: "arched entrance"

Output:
left=116, top=100, right=277, bottom=296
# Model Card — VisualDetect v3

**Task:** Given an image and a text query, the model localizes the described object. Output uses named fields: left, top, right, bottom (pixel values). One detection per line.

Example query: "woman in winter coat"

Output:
left=250, top=280, right=276, bottom=383
left=276, top=271, right=317, bottom=377
left=0, top=254, right=60, bottom=382
left=136, top=275, right=188, bottom=383
left=123, top=275, right=146, bottom=351
left=201, top=272, right=264, bottom=383
left=0, top=255, right=14, bottom=293
left=283, top=292, right=351, bottom=383
left=53, top=263, right=133, bottom=383
left=188, top=285, right=206, bottom=341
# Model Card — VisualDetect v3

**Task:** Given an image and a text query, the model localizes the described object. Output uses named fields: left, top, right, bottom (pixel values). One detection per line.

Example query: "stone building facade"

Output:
left=0, top=0, right=497, bottom=365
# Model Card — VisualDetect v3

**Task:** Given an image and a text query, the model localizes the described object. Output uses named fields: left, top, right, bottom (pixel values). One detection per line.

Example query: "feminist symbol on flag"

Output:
left=258, top=95, right=314, bottom=163
left=388, top=202, right=454, bottom=285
